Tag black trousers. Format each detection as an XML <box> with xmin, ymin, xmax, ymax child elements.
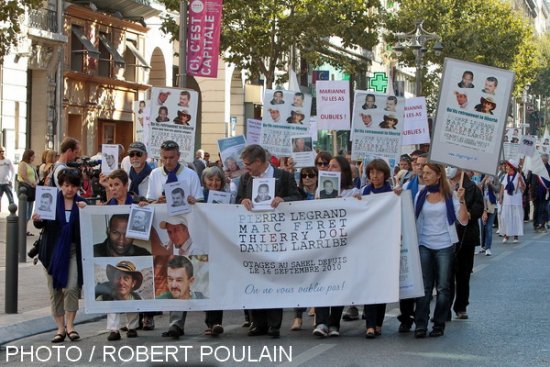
<box><xmin>315</xmin><ymin>306</ymin><xmax>344</xmax><ymax>328</ymax></box>
<box><xmin>250</xmin><ymin>308</ymin><xmax>283</xmax><ymax>330</ymax></box>
<box><xmin>451</xmin><ymin>244</ymin><xmax>474</xmax><ymax>314</ymax></box>
<box><xmin>204</xmin><ymin>310</ymin><xmax>223</xmax><ymax>326</ymax></box>
<box><xmin>364</xmin><ymin>304</ymin><xmax>386</xmax><ymax>329</ymax></box>
<box><xmin>398</xmin><ymin>298</ymin><xmax>415</xmax><ymax>326</ymax></box>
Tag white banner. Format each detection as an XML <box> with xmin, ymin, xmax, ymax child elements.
<box><xmin>399</xmin><ymin>191</ymin><xmax>424</xmax><ymax>299</ymax></box>
<box><xmin>402</xmin><ymin>97</ymin><xmax>430</xmax><ymax>145</ymax></box>
<box><xmin>315</xmin><ymin>80</ymin><xmax>350</xmax><ymax>130</ymax></box>
<box><xmin>81</xmin><ymin>193</ymin><xmax>409</xmax><ymax>313</ymax></box>
<box><xmin>149</xmin><ymin>87</ymin><xmax>199</xmax><ymax>162</ymax></box>
<box><xmin>431</xmin><ymin>58</ymin><xmax>515</xmax><ymax>175</ymax></box>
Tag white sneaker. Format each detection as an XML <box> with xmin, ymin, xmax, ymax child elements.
<box><xmin>328</xmin><ymin>326</ymin><xmax>340</xmax><ymax>337</ymax></box>
<box><xmin>313</xmin><ymin>324</ymin><xmax>328</xmax><ymax>337</ymax></box>
<box><xmin>485</xmin><ymin>249</ymin><xmax>492</xmax><ymax>256</ymax></box>
<box><xmin>513</xmin><ymin>238</ymin><xmax>519</xmax><ymax>243</ymax></box>
<box><xmin>502</xmin><ymin>237</ymin><xmax>508</xmax><ymax>243</ymax></box>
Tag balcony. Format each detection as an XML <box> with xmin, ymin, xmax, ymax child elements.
<box><xmin>27</xmin><ymin>8</ymin><xmax>67</xmax><ymax>44</ymax></box>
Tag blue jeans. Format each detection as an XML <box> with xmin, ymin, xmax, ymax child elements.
<box><xmin>0</xmin><ymin>183</ymin><xmax>14</xmax><ymax>205</ymax></box>
<box><xmin>481</xmin><ymin>211</ymin><xmax>496</xmax><ymax>250</ymax></box>
<box><xmin>415</xmin><ymin>245</ymin><xmax>455</xmax><ymax>331</ymax></box>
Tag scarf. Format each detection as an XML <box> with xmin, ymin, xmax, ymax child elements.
<box><xmin>106</xmin><ymin>192</ymin><xmax>134</xmax><ymax>206</ymax></box>
<box><xmin>203</xmin><ymin>188</ymin><xmax>210</xmax><ymax>203</ymax></box>
<box><xmin>362</xmin><ymin>182</ymin><xmax>392</xmax><ymax>195</ymax></box>
<box><xmin>129</xmin><ymin>164</ymin><xmax>152</xmax><ymax>196</ymax></box>
<box><xmin>415</xmin><ymin>184</ymin><xmax>457</xmax><ymax>225</ymax></box>
<box><xmin>505</xmin><ymin>172</ymin><xmax>517</xmax><ymax>196</ymax></box>
<box><xmin>48</xmin><ymin>191</ymin><xmax>80</xmax><ymax>289</ymax></box>
<box><xmin>164</xmin><ymin>163</ymin><xmax>181</xmax><ymax>184</ymax></box>
<box><xmin>486</xmin><ymin>186</ymin><xmax>497</xmax><ymax>204</ymax></box>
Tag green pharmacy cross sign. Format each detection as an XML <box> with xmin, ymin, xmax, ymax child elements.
<box><xmin>369</xmin><ymin>72</ymin><xmax>388</xmax><ymax>93</ymax></box>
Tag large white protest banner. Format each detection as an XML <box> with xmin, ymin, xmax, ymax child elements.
<box><xmin>315</xmin><ymin>80</ymin><xmax>350</xmax><ymax>130</ymax></box>
<box><xmin>430</xmin><ymin>58</ymin><xmax>515</xmax><ymax>175</ymax></box>
<box><xmin>261</xmin><ymin>89</ymin><xmax>311</xmax><ymax>156</ymax></box>
<box><xmin>81</xmin><ymin>193</ymin><xmax>404</xmax><ymax>313</ymax></box>
<box><xmin>351</xmin><ymin>91</ymin><xmax>405</xmax><ymax>167</ymax></box>
<box><xmin>148</xmin><ymin>87</ymin><xmax>199</xmax><ymax>162</ymax></box>
<box><xmin>399</xmin><ymin>191</ymin><xmax>424</xmax><ymax>299</ymax></box>
<box><xmin>402</xmin><ymin>97</ymin><xmax>430</xmax><ymax>146</ymax></box>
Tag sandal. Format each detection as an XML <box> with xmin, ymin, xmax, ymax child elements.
<box><xmin>204</xmin><ymin>328</ymin><xmax>212</xmax><ymax>336</ymax></box>
<box><xmin>211</xmin><ymin>324</ymin><xmax>224</xmax><ymax>336</ymax></box>
<box><xmin>67</xmin><ymin>330</ymin><xmax>80</xmax><ymax>341</ymax></box>
<box><xmin>51</xmin><ymin>332</ymin><xmax>66</xmax><ymax>343</ymax></box>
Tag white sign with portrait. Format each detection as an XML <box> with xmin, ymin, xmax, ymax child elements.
<box><xmin>207</xmin><ymin>190</ymin><xmax>231</xmax><ymax>204</ymax></box>
<box><xmin>317</xmin><ymin>171</ymin><xmax>341</xmax><ymax>199</ymax></box>
<box><xmin>126</xmin><ymin>204</ymin><xmax>154</xmax><ymax>240</ymax></box>
<box><xmin>101</xmin><ymin>144</ymin><xmax>119</xmax><ymax>175</ymax></box>
<box><xmin>35</xmin><ymin>186</ymin><xmax>58</xmax><ymax>220</ymax></box>
<box><xmin>290</xmin><ymin>135</ymin><xmax>315</xmax><ymax>168</ymax></box>
<box><xmin>164</xmin><ymin>181</ymin><xmax>191</xmax><ymax>216</ymax></box>
<box><xmin>251</xmin><ymin>178</ymin><xmax>275</xmax><ymax>211</ymax></box>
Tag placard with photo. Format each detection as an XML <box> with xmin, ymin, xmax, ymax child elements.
<box><xmin>164</xmin><ymin>181</ymin><xmax>191</xmax><ymax>216</ymax></box>
<box><xmin>101</xmin><ymin>144</ymin><xmax>119</xmax><ymax>175</ymax></box>
<box><xmin>317</xmin><ymin>171</ymin><xmax>341</xmax><ymax>199</ymax></box>
<box><xmin>290</xmin><ymin>135</ymin><xmax>315</xmax><ymax>168</ymax></box>
<box><xmin>207</xmin><ymin>190</ymin><xmax>232</xmax><ymax>204</ymax></box>
<box><xmin>126</xmin><ymin>204</ymin><xmax>154</xmax><ymax>240</ymax></box>
<box><xmin>35</xmin><ymin>186</ymin><xmax>58</xmax><ymax>220</ymax></box>
<box><xmin>251</xmin><ymin>178</ymin><xmax>275</xmax><ymax>211</ymax></box>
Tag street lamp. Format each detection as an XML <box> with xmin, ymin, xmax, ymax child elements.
<box><xmin>522</xmin><ymin>84</ymin><xmax>530</xmax><ymax>135</ymax></box>
<box><xmin>392</xmin><ymin>21</ymin><xmax>443</xmax><ymax>97</ymax></box>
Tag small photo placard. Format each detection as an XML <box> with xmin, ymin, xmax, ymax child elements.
<box><xmin>290</xmin><ymin>135</ymin><xmax>315</xmax><ymax>168</ymax></box>
<box><xmin>318</xmin><ymin>171</ymin><xmax>341</xmax><ymax>199</ymax></box>
<box><xmin>126</xmin><ymin>204</ymin><xmax>154</xmax><ymax>240</ymax></box>
<box><xmin>101</xmin><ymin>144</ymin><xmax>119</xmax><ymax>175</ymax></box>
<box><xmin>207</xmin><ymin>190</ymin><xmax>231</xmax><ymax>204</ymax></box>
<box><xmin>165</xmin><ymin>181</ymin><xmax>191</xmax><ymax>216</ymax></box>
<box><xmin>35</xmin><ymin>186</ymin><xmax>58</xmax><ymax>220</ymax></box>
<box><xmin>252</xmin><ymin>178</ymin><xmax>275</xmax><ymax>211</ymax></box>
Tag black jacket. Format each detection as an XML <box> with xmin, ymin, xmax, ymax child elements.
<box><xmin>456</xmin><ymin>177</ymin><xmax>484</xmax><ymax>246</ymax></box>
<box><xmin>236</xmin><ymin>167</ymin><xmax>302</xmax><ymax>203</ymax></box>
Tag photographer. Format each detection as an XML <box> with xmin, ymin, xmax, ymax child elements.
<box><xmin>50</xmin><ymin>138</ymin><xmax>81</xmax><ymax>188</ymax></box>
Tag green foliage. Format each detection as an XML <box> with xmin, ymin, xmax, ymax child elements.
<box><xmin>387</xmin><ymin>0</ymin><xmax>537</xmax><ymax>102</ymax></box>
<box><xmin>0</xmin><ymin>0</ymin><xmax>42</xmax><ymax>64</ymax></box>
<box><xmin>159</xmin><ymin>0</ymin><xmax>381</xmax><ymax>88</ymax></box>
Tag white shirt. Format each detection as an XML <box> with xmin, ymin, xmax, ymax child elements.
<box><xmin>146</xmin><ymin>165</ymin><xmax>202</xmax><ymax>201</ymax></box>
<box><xmin>0</xmin><ymin>158</ymin><xmax>14</xmax><ymax>184</ymax></box>
<box><xmin>415</xmin><ymin>192</ymin><xmax>462</xmax><ymax>249</ymax></box>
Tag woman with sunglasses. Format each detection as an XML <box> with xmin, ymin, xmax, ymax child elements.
<box><xmin>289</xmin><ymin>166</ymin><xmax>319</xmax><ymax>331</ymax></box>
<box><xmin>314</xmin><ymin>151</ymin><xmax>332</xmax><ymax>171</ymax></box>
<box><xmin>32</xmin><ymin>169</ymin><xmax>87</xmax><ymax>343</ymax></box>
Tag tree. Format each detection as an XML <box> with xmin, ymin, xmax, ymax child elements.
<box><xmin>386</xmin><ymin>0</ymin><xmax>538</xmax><ymax>102</ymax></box>
<box><xmin>159</xmin><ymin>0</ymin><xmax>381</xmax><ymax>88</ymax></box>
<box><xmin>0</xmin><ymin>0</ymin><xmax>42</xmax><ymax>64</ymax></box>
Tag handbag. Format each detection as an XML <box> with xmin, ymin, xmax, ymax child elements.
<box><xmin>19</xmin><ymin>182</ymin><xmax>36</xmax><ymax>202</ymax></box>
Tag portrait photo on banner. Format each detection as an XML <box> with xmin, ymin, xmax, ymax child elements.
<box><xmin>164</xmin><ymin>181</ymin><xmax>191</xmax><ymax>216</ymax></box>
<box><xmin>318</xmin><ymin>171</ymin><xmax>341</xmax><ymax>199</ymax></box>
<box><xmin>252</xmin><ymin>177</ymin><xmax>276</xmax><ymax>211</ymax></box>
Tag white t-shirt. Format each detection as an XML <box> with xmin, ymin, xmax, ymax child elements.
<box><xmin>146</xmin><ymin>165</ymin><xmax>203</xmax><ymax>201</ymax></box>
<box><xmin>0</xmin><ymin>158</ymin><xmax>14</xmax><ymax>184</ymax></box>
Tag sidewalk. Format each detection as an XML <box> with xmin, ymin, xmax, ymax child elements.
<box><xmin>0</xmin><ymin>208</ymin><xmax>103</xmax><ymax>346</ymax></box>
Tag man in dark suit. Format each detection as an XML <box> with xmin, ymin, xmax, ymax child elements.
<box><xmin>236</xmin><ymin>144</ymin><xmax>302</xmax><ymax>338</ymax></box>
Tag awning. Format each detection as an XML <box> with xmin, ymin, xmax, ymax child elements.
<box><xmin>71</xmin><ymin>27</ymin><xmax>99</xmax><ymax>58</ymax></box>
<box><xmin>126</xmin><ymin>42</ymin><xmax>150</xmax><ymax>68</ymax></box>
<box><xmin>99</xmin><ymin>34</ymin><xmax>125</xmax><ymax>66</ymax></box>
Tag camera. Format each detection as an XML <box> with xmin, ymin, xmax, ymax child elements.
<box><xmin>27</xmin><ymin>239</ymin><xmax>40</xmax><ymax>259</ymax></box>
<box><xmin>67</xmin><ymin>157</ymin><xmax>105</xmax><ymax>200</ymax></box>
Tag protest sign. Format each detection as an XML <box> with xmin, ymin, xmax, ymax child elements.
<box><xmin>149</xmin><ymin>87</ymin><xmax>199</xmax><ymax>162</ymax></box>
<box><xmin>351</xmin><ymin>91</ymin><xmax>405</xmax><ymax>167</ymax></box>
<box><xmin>315</xmin><ymin>80</ymin><xmax>350</xmax><ymax>130</ymax></box>
<box><xmin>402</xmin><ymin>97</ymin><xmax>430</xmax><ymax>145</ymax></box>
<box><xmin>430</xmin><ymin>58</ymin><xmax>515</xmax><ymax>175</ymax></box>
<box><xmin>246</xmin><ymin>118</ymin><xmax>262</xmax><ymax>145</ymax></box>
<box><xmin>218</xmin><ymin>135</ymin><xmax>246</xmax><ymax>179</ymax></box>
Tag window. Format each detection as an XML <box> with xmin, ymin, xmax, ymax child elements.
<box><xmin>98</xmin><ymin>33</ymin><xmax>125</xmax><ymax>77</ymax></box>
<box><xmin>70</xmin><ymin>25</ymin><xmax>99</xmax><ymax>72</ymax></box>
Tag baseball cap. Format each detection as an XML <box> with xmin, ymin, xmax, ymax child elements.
<box><xmin>160</xmin><ymin>216</ymin><xmax>189</xmax><ymax>229</ymax></box>
<box><xmin>128</xmin><ymin>142</ymin><xmax>147</xmax><ymax>154</ymax></box>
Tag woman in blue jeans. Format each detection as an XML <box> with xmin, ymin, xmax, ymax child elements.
<box><xmin>414</xmin><ymin>163</ymin><xmax>468</xmax><ymax>338</ymax></box>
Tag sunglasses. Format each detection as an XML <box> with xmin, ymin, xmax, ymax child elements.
<box><xmin>129</xmin><ymin>151</ymin><xmax>143</xmax><ymax>158</ymax></box>
<box><xmin>161</xmin><ymin>141</ymin><xmax>179</xmax><ymax>150</ymax></box>
<box><xmin>316</xmin><ymin>161</ymin><xmax>329</xmax><ymax>167</ymax></box>
<box><xmin>301</xmin><ymin>173</ymin><xmax>317</xmax><ymax>179</ymax></box>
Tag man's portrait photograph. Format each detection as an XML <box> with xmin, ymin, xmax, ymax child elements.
<box><xmin>35</xmin><ymin>186</ymin><xmax>58</xmax><ymax>220</ymax></box>
<box><xmin>126</xmin><ymin>204</ymin><xmax>154</xmax><ymax>240</ymax></box>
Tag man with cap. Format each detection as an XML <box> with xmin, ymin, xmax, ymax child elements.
<box><xmin>160</xmin><ymin>215</ymin><xmax>206</xmax><ymax>339</ymax></box>
<box><xmin>146</xmin><ymin>140</ymin><xmax>202</xmax><ymax>203</ymax></box>
<box><xmin>121</xmin><ymin>142</ymin><xmax>153</xmax><ymax>198</ymax></box>
<box><xmin>157</xmin><ymin>256</ymin><xmax>204</xmax><ymax>300</ymax></box>
<box><xmin>96</xmin><ymin>260</ymin><xmax>143</xmax><ymax>340</ymax></box>
<box><xmin>474</xmin><ymin>96</ymin><xmax>497</xmax><ymax>115</ymax></box>
<box><xmin>160</xmin><ymin>216</ymin><xmax>206</xmax><ymax>256</ymax></box>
